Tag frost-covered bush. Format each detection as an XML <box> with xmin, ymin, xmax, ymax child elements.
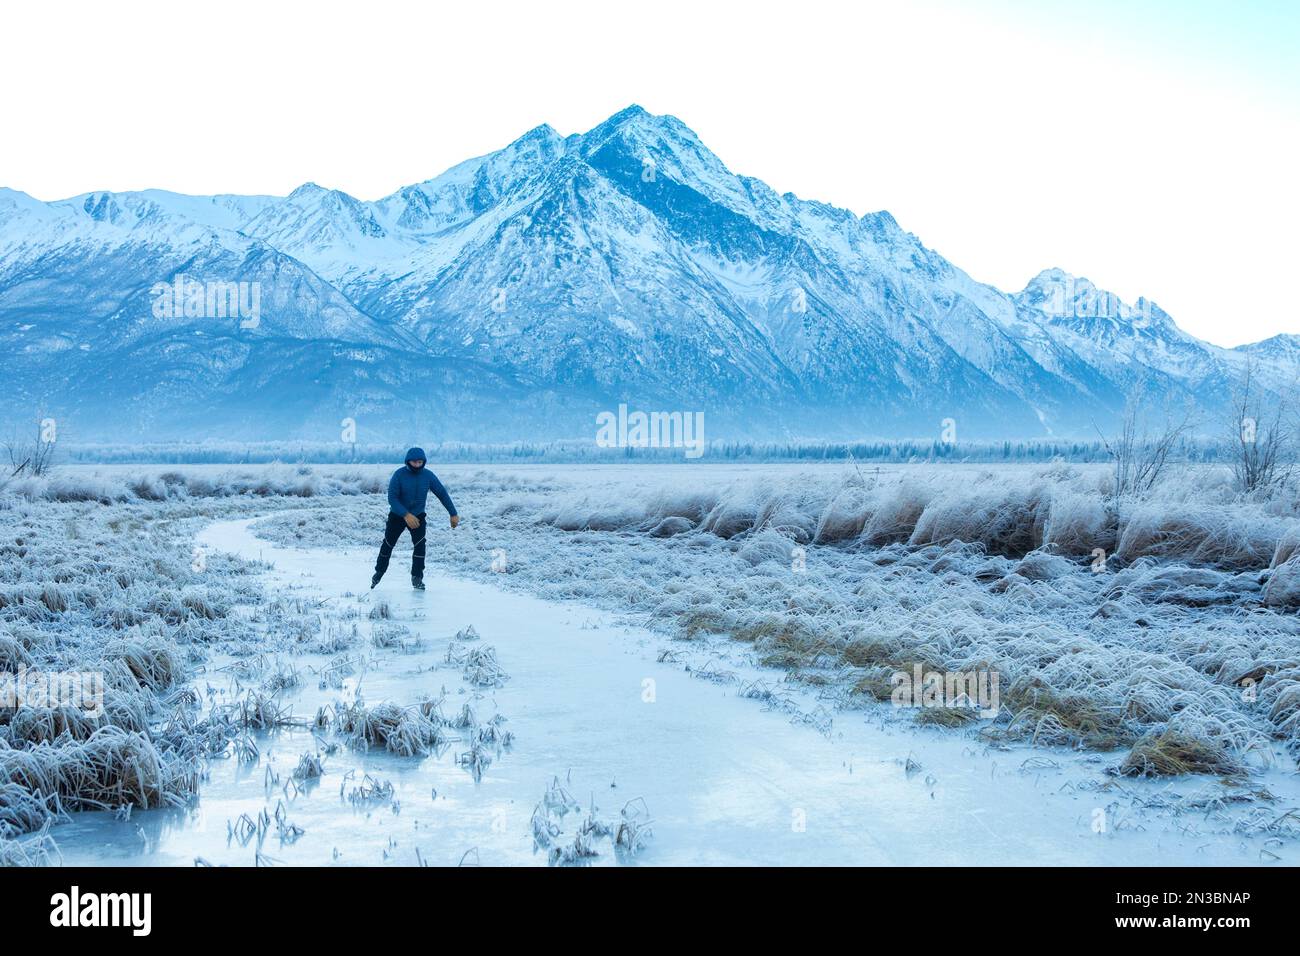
<box><xmin>1040</xmin><ymin>489</ymin><xmax>1112</xmax><ymax>555</ymax></box>
<box><xmin>907</xmin><ymin>482</ymin><xmax>1048</xmax><ymax>556</ymax></box>
<box><xmin>332</xmin><ymin>701</ymin><xmax>446</xmax><ymax>757</ymax></box>
<box><xmin>1116</xmin><ymin>505</ymin><xmax>1281</xmax><ymax>570</ymax></box>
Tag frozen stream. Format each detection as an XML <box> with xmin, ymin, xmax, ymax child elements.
<box><xmin>49</xmin><ymin>516</ymin><xmax>1300</xmax><ymax>866</ymax></box>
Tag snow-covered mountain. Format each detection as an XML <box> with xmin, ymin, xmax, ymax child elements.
<box><xmin>0</xmin><ymin>106</ymin><xmax>1290</xmax><ymax>443</ymax></box>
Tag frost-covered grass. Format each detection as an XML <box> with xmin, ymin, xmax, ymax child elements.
<box><xmin>0</xmin><ymin>493</ymin><xmax>272</xmax><ymax>845</ymax></box>
<box><xmin>7</xmin><ymin>459</ymin><xmax>1300</xmax><ymax>863</ymax></box>
<box><xmin>247</xmin><ymin>462</ymin><xmax>1300</xmax><ymax>775</ymax></box>
<box><xmin>6</xmin><ymin>464</ymin><xmax>387</xmax><ymax>504</ymax></box>
<box><xmin>0</xmin><ymin>480</ymin><xmax>433</xmax><ymax>857</ymax></box>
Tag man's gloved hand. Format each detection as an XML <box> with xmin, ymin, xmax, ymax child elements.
<box><xmin>404</xmin><ymin>513</ymin><xmax>420</xmax><ymax>530</ymax></box>
<box><xmin>449</xmin><ymin>515</ymin><xmax>460</xmax><ymax>529</ymax></box>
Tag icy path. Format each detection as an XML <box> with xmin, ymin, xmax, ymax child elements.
<box><xmin>54</xmin><ymin>517</ymin><xmax>1300</xmax><ymax>866</ymax></box>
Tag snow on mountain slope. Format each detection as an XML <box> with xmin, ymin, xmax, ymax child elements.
<box><xmin>1018</xmin><ymin>269</ymin><xmax>1207</xmax><ymax>376</ymax></box>
<box><xmin>217</xmin><ymin>124</ymin><xmax>572</xmax><ymax>298</ymax></box>
<box><xmin>69</xmin><ymin>189</ymin><xmax>276</xmax><ymax>233</ymax></box>
<box><xmin>387</xmin><ymin>154</ymin><xmax>800</xmax><ymax>403</ymax></box>
<box><xmin>1011</xmin><ymin>268</ymin><xmax>1253</xmax><ymax>412</ymax></box>
<box><xmin>0</xmin><ymin>187</ymin><xmax>436</xmax><ymax>438</ymax></box>
<box><xmin>373</xmin><ymin>122</ymin><xmax>568</xmax><ymax>234</ymax></box>
<box><xmin>1240</xmin><ymin>333</ymin><xmax>1300</xmax><ymax>362</ymax></box>
<box><xmin>0</xmin><ymin>106</ymin><xmax>1293</xmax><ymax>442</ymax></box>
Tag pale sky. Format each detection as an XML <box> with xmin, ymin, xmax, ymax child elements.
<box><xmin>3</xmin><ymin>0</ymin><xmax>1297</xmax><ymax>346</ymax></box>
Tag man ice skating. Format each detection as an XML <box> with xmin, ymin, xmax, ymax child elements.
<box><xmin>372</xmin><ymin>447</ymin><xmax>459</xmax><ymax>590</ymax></box>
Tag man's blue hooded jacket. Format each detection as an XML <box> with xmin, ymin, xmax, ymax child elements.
<box><xmin>387</xmin><ymin>447</ymin><xmax>457</xmax><ymax>518</ymax></box>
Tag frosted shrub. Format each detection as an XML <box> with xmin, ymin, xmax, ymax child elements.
<box><xmin>812</xmin><ymin>487</ymin><xmax>872</xmax><ymax>544</ymax></box>
<box><xmin>1117</xmin><ymin>505</ymin><xmax>1281</xmax><ymax>570</ymax></box>
<box><xmin>333</xmin><ymin>701</ymin><xmax>445</xmax><ymax>757</ymax></box>
<box><xmin>699</xmin><ymin>495</ymin><xmax>761</xmax><ymax>539</ymax></box>
<box><xmin>860</xmin><ymin>480</ymin><xmax>933</xmax><ymax>545</ymax></box>
<box><xmin>908</xmin><ymin>483</ymin><xmax>1048</xmax><ymax>557</ymax></box>
<box><xmin>126</xmin><ymin>476</ymin><xmax>168</xmax><ymax>501</ymax></box>
<box><xmin>1040</xmin><ymin>489</ymin><xmax>1112</xmax><ymax>556</ymax></box>
<box><xmin>1270</xmin><ymin>524</ymin><xmax>1300</xmax><ymax>568</ymax></box>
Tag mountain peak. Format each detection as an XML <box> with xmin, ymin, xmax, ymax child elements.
<box><xmin>606</xmin><ymin>103</ymin><xmax>650</xmax><ymax>123</ymax></box>
<box><xmin>500</xmin><ymin>122</ymin><xmax>562</xmax><ymax>150</ymax></box>
<box><xmin>580</xmin><ymin>104</ymin><xmax>685</xmax><ymax>144</ymax></box>
<box><xmin>500</xmin><ymin>122</ymin><xmax>565</xmax><ymax>160</ymax></box>
<box><xmin>1016</xmin><ymin>269</ymin><xmax>1184</xmax><ymax>348</ymax></box>
<box><xmin>576</xmin><ymin>105</ymin><xmax>739</xmax><ymax>198</ymax></box>
<box><xmin>1021</xmin><ymin>269</ymin><xmax>1115</xmax><ymax>315</ymax></box>
<box><xmin>1023</xmin><ymin>267</ymin><xmax>1086</xmax><ymax>291</ymax></box>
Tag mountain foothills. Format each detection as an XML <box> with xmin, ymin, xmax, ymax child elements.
<box><xmin>0</xmin><ymin>105</ymin><xmax>1291</xmax><ymax>444</ymax></box>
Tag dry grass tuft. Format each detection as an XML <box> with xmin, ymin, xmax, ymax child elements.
<box><xmin>333</xmin><ymin>701</ymin><xmax>446</xmax><ymax>756</ymax></box>
<box><xmin>1116</xmin><ymin>730</ymin><xmax>1244</xmax><ymax>778</ymax></box>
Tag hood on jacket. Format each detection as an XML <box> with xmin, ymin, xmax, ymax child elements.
<box><xmin>404</xmin><ymin>447</ymin><xmax>426</xmax><ymax>470</ymax></box>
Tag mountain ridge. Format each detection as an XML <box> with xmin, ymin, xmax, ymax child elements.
<box><xmin>0</xmin><ymin>105</ymin><xmax>1289</xmax><ymax>444</ymax></box>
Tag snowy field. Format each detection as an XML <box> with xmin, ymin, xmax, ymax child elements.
<box><xmin>3</xmin><ymin>461</ymin><xmax>1300</xmax><ymax>866</ymax></box>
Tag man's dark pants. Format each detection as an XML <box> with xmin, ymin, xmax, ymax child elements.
<box><xmin>375</xmin><ymin>512</ymin><xmax>426</xmax><ymax>579</ymax></box>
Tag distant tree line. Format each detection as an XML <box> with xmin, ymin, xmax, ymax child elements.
<box><xmin>54</xmin><ymin>436</ymin><xmax>1250</xmax><ymax>466</ymax></box>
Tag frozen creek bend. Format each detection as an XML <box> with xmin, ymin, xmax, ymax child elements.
<box><xmin>52</xmin><ymin>517</ymin><xmax>1300</xmax><ymax>866</ymax></box>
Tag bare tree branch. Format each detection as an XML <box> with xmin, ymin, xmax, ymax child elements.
<box><xmin>1225</xmin><ymin>360</ymin><xmax>1292</xmax><ymax>495</ymax></box>
<box><xmin>1095</xmin><ymin>395</ymin><xmax>1194</xmax><ymax>500</ymax></box>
